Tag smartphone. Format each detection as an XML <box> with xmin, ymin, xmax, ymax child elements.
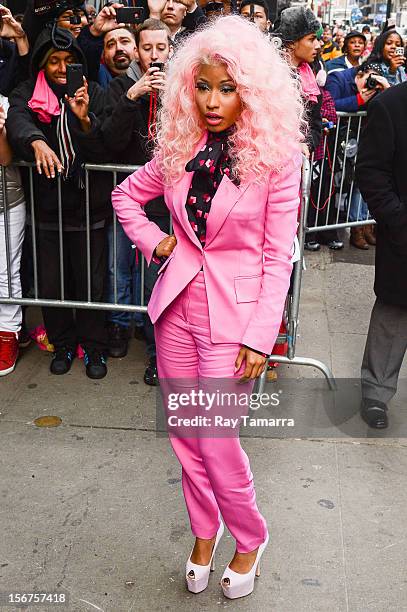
<box><xmin>66</xmin><ymin>64</ymin><xmax>84</xmax><ymax>98</ymax></box>
<box><xmin>395</xmin><ymin>46</ymin><xmax>405</xmax><ymax>56</ymax></box>
<box><xmin>150</xmin><ymin>61</ymin><xmax>164</xmax><ymax>72</ymax></box>
<box><xmin>116</xmin><ymin>6</ymin><xmax>145</xmax><ymax>24</ymax></box>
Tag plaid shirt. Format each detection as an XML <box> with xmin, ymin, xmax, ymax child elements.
<box><xmin>314</xmin><ymin>88</ymin><xmax>337</xmax><ymax>162</ymax></box>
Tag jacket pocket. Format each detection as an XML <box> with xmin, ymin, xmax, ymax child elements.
<box><xmin>157</xmin><ymin>252</ymin><xmax>175</xmax><ymax>275</ymax></box>
<box><xmin>234</xmin><ymin>275</ymin><xmax>262</xmax><ymax>303</ymax></box>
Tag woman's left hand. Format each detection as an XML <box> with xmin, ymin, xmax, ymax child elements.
<box><xmin>66</xmin><ymin>78</ymin><xmax>90</xmax><ymax>130</ymax></box>
<box><xmin>235</xmin><ymin>347</ymin><xmax>266</xmax><ymax>382</ymax></box>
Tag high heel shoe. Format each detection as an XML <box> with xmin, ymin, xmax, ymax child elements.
<box><xmin>220</xmin><ymin>531</ymin><xmax>269</xmax><ymax>599</ymax></box>
<box><xmin>185</xmin><ymin>521</ymin><xmax>224</xmax><ymax>594</ymax></box>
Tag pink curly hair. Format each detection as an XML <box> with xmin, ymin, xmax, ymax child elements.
<box><xmin>155</xmin><ymin>15</ymin><xmax>304</xmax><ymax>185</ymax></box>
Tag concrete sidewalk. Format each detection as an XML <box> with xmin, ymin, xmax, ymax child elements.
<box><xmin>1</xmin><ymin>239</ymin><xmax>407</xmax><ymax>612</ymax></box>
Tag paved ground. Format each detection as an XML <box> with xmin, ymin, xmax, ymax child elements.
<box><xmin>1</xmin><ymin>233</ymin><xmax>407</xmax><ymax>612</ymax></box>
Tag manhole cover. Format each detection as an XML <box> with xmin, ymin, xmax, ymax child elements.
<box><xmin>34</xmin><ymin>416</ymin><xmax>62</xmax><ymax>428</ymax></box>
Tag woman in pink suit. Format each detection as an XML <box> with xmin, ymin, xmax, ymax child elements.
<box><xmin>112</xmin><ymin>15</ymin><xmax>303</xmax><ymax>600</ymax></box>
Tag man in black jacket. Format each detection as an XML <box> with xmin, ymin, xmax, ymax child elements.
<box><xmin>102</xmin><ymin>18</ymin><xmax>171</xmax><ymax>385</ymax></box>
<box><xmin>7</xmin><ymin>27</ymin><xmax>112</xmax><ymax>379</ymax></box>
<box><xmin>356</xmin><ymin>82</ymin><xmax>407</xmax><ymax>428</ymax></box>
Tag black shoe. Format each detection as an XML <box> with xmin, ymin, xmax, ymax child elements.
<box><xmin>18</xmin><ymin>324</ymin><xmax>32</xmax><ymax>348</ymax></box>
<box><xmin>107</xmin><ymin>323</ymin><xmax>129</xmax><ymax>358</ymax></box>
<box><xmin>84</xmin><ymin>349</ymin><xmax>107</xmax><ymax>379</ymax></box>
<box><xmin>144</xmin><ymin>356</ymin><xmax>158</xmax><ymax>386</ymax></box>
<box><xmin>304</xmin><ymin>241</ymin><xmax>321</xmax><ymax>251</ymax></box>
<box><xmin>50</xmin><ymin>347</ymin><xmax>74</xmax><ymax>375</ymax></box>
<box><xmin>327</xmin><ymin>240</ymin><xmax>344</xmax><ymax>250</ymax></box>
<box><xmin>361</xmin><ymin>399</ymin><xmax>388</xmax><ymax>429</ymax></box>
<box><xmin>134</xmin><ymin>325</ymin><xmax>146</xmax><ymax>342</ymax></box>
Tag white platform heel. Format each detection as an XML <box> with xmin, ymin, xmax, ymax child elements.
<box><xmin>185</xmin><ymin>521</ymin><xmax>224</xmax><ymax>593</ymax></box>
<box><xmin>220</xmin><ymin>531</ymin><xmax>269</xmax><ymax>599</ymax></box>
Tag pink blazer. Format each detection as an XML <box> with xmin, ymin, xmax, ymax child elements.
<box><xmin>111</xmin><ymin>138</ymin><xmax>301</xmax><ymax>355</ymax></box>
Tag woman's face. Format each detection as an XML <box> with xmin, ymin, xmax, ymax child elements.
<box><xmin>195</xmin><ymin>63</ymin><xmax>242</xmax><ymax>133</ymax></box>
<box><xmin>382</xmin><ymin>33</ymin><xmax>403</xmax><ymax>61</ymax></box>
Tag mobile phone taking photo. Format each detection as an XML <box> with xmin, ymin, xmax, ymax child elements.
<box><xmin>66</xmin><ymin>63</ymin><xmax>84</xmax><ymax>98</ymax></box>
<box><xmin>150</xmin><ymin>62</ymin><xmax>164</xmax><ymax>72</ymax></box>
<box><xmin>116</xmin><ymin>6</ymin><xmax>145</xmax><ymax>24</ymax></box>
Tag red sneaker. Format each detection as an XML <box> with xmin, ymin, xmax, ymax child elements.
<box><xmin>0</xmin><ymin>331</ymin><xmax>19</xmax><ymax>376</ymax></box>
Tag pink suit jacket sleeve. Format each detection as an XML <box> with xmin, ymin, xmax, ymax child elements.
<box><xmin>241</xmin><ymin>155</ymin><xmax>302</xmax><ymax>354</ymax></box>
<box><xmin>111</xmin><ymin>157</ymin><xmax>170</xmax><ymax>265</ymax></box>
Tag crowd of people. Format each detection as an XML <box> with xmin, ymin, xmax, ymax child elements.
<box><xmin>0</xmin><ymin>0</ymin><xmax>405</xmax><ymax>382</ymax></box>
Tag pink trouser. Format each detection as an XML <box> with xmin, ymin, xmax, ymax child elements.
<box><xmin>155</xmin><ymin>271</ymin><xmax>268</xmax><ymax>553</ymax></box>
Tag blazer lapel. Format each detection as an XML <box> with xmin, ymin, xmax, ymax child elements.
<box><xmin>170</xmin><ymin>134</ymin><xmax>251</xmax><ymax>250</ymax></box>
<box><xmin>205</xmin><ymin>175</ymin><xmax>251</xmax><ymax>247</ymax></box>
<box><xmin>171</xmin><ymin>134</ymin><xmax>208</xmax><ymax>251</ymax></box>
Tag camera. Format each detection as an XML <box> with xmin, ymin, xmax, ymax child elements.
<box><xmin>366</xmin><ymin>74</ymin><xmax>379</xmax><ymax>90</ymax></box>
<box><xmin>69</xmin><ymin>14</ymin><xmax>82</xmax><ymax>24</ymax></box>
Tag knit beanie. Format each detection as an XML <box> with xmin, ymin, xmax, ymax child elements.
<box><xmin>272</xmin><ymin>7</ymin><xmax>321</xmax><ymax>44</ymax></box>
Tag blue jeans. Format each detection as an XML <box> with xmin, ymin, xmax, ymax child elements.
<box><xmin>106</xmin><ymin>220</ymin><xmax>143</xmax><ymax>328</ymax></box>
<box><xmin>106</xmin><ymin>215</ymin><xmax>171</xmax><ymax>358</ymax></box>
<box><xmin>348</xmin><ymin>187</ymin><xmax>369</xmax><ymax>222</ymax></box>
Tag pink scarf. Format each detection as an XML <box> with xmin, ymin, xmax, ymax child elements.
<box><xmin>28</xmin><ymin>69</ymin><xmax>60</xmax><ymax>124</ymax></box>
<box><xmin>297</xmin><ymin>62</ymin><xmax>320</xmax><ymax>103</ymax></box>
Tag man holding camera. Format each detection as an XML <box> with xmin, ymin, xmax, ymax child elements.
<box><xmin>356</xmin><ymin>80</ymin><xmax>407</xmax><ymax>428</ymax></box>
<box><xmin>101</xmin><ymin>18</ymin><xmax>171</xmax><ymax>384</ymax></box>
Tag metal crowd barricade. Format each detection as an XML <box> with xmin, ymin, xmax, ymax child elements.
<box><xmin>306</xmin><ymin>111</ymin><xmax>373</xmax><ymax>234</ymax></box>
<box><xmin>0</xmin><ymin>161</ymin><xmax>148</xmax><ymax>314</ymax></box>
<box><xmin>257</xmin><ymin>111</ymin><xmax>374</xmax><ymax>394</ymax></box>
<box><xmin>0</xmin><ymin>158</ymin><xmax>335</xmax><ymax>388</ymax></box>
<box><xmin>255</xmin><ymin>157</ymin><xmax>335</xmax><ymax>394</ymax></box>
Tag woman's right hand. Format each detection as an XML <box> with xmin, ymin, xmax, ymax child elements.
<box><xmin>126</xmin><ymin>67</ymin><xmax>166</xmax><ymax>101</ymax></box>
<box><xmin>155</xmin><ymin>234</ymin><xmax>177</xmax><ymax>258</ymax></box>
<box><xmin>31</xmin><ymin>139</ymin><xmax>63</xmax><ymax>179</ymax></box>
<box><xmin>389</xmin><ymin>52</ymin><xmax>405</xmax><ymax>73</ymax></box>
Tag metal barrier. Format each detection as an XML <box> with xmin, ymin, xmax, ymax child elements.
<box><xmin>0</xmin><ymin>161</ymin><xmax>148</xmax><ymax>313</ymax></box>
<box><xmin>0</xmin><ymin>158</ymin><xmax>335</xmax><ymax>389</ymax></box>
<box><xmin>257</xmin><ymin>111</ymin><xmax>379</xmax><ymax>391</ymax></box>
<box><xmin>255</xmin><ymin>158</ymin><xmax>335</xmax><ymax>393</ymax></box>
<box><xmin>306</xmin><ymin>111</ymin><xmax>373</xmax><ymax>235</ymax></box>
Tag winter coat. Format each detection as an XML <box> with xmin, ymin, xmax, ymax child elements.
<box><xmin>356</xmin><ymin>82</ymin><xmax>407</xmax><ymax>306</ymax></box>
<box><xmin>6</xmin><ymin>28</ymin><xmax>112</xmax><ymax>227</ymax></box>
<box><xmin>326</xmin><ymin>67</ymin><xmax>360</xmax><ymax>113</ymax></box>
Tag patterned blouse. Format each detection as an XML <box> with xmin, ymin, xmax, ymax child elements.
<box><xmin>185</xmin><ymin>128</ymin><xmax>238</xmax><ymax>247</ymax></box>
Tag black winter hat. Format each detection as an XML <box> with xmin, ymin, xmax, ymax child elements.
<box><xmin>343</xmin><ymin>30</ymin><xmax>367</xmax><ymax>49</ymax></box>
<box><xmin>272</xmin><ymin>7</ymin><xmax>321</xmax><ymax>44</ymax></box>
<box><xmin>30</xmin><ymin>25</ymin><xmax>87</xmax><ymax>76</ymax></box>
